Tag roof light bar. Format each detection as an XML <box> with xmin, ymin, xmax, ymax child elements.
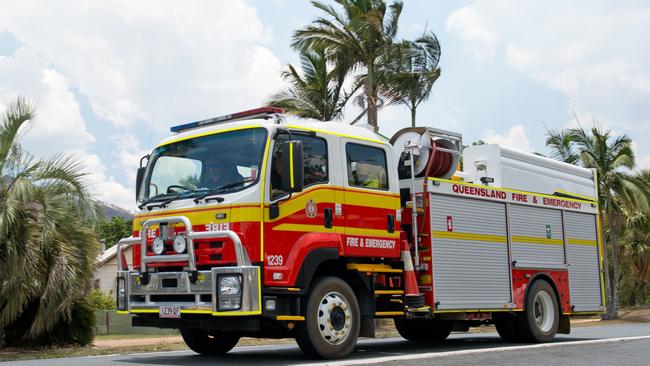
<box><xmin>170</xmin><ymin>107</ymin><xmax>284</xmax><ymax>133</ymax></box>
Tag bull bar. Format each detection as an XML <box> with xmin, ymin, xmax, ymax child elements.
<box><xmin>115</xmin><ymin>216</ymin><xmax>260</xmax><ymax>315</ymax></box>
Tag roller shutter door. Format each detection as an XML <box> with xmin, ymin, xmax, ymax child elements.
<box><xmin>565</xmin><ymin>212</ymin><xmax>602</xmax><ymax>312</ymax></box>
<box><xmin>509</xmin><ymin>205</ymin><xmax>565</xmax><ymax>268</ymax></box>
<box><xmin>430</xmin><ymin>194</ymin><xmax>511</xmax><ymax>310</ymax></box>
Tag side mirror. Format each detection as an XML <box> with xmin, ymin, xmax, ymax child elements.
<box><xmin>281</xmin><ymin>140</ymin><xmax>304</xmax><ymax>193</ymax></box>
<box><xmin>135</xmin><ymin>167</ymin><xmax>146</xmax><ymax>200</ymax></box>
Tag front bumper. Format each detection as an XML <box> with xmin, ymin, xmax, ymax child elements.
<box><xmin>117</xmin><ymin>266</ymin><xmax>261</xmax><ymax>315</ymax></box>
<box><xmin>115</xmin><ymin>215</ymin><xmax>260</xmax><ymax>316</ymax></box>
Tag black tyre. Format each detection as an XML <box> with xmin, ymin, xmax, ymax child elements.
<box><xmin>493</xmin><ymin>313</ymin><xmax>519</xmax><ymax>342</ymax></box>
<box><xmin>181</xmin><ymin>328</ymin><xmax>239</xmax><ymax>355</ymax></box>
<box><xmin>295</xmin><ymin>276</ymin><xmax>360</xmax><ymax>359</ymax></box>
<box><xmin>394</xmin><ymin>318</ymin><xmax>452</xmax><ymax>342</ymax></box>
<box><xmin>517</xmin><ymin>280</ymin><xmax>559</xmax><ymax>342</ymax></box>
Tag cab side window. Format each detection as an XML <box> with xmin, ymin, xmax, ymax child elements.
<box><xmin>346</xmin><ymin>143</ymin><xmax>389</xmax><ymax>190</ymax></box>
<box><xmin>271</xmin><ymin>133</ymin><xmax>328</xmax><ymax>199</ymax></box>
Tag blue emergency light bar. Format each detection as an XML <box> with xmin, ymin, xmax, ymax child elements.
<box><xmin>170</xmin><ymin>107</ymin><xmax>284</xmax><ymax>133</ymax></box>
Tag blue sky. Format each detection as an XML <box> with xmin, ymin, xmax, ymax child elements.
<box><xmin>1</xmin><ymin>0</ymin><xmax>649</xmax><ymax>210</ymax></box>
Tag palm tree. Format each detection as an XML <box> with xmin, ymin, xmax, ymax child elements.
<box><xmin>545</xmin><ymin>128</ymin><xmax>579</xmax><ymax>165</ymax></box>
<box><xmin>0</xmin><ymin>98</ymin><xmax>100</xmax><ymax>346</ymax></box>
<box><xmin>568</xmin><ymin>126</ymin><xmax>649</xmax><ymax>318</ymax></box>
<box><xmin>381</xmin><ymin>31</ymin><xmax>441</xmax><ymax>127</ymax></box>
<box><xmin>267</xmin><ymin>47</ymin><xmax>356</xmax><ymax>121</ymax></box>
<box><xmin>293</xmin><ymin>0</ymin><xmax>404</xmax><ymax>131</ymax></box>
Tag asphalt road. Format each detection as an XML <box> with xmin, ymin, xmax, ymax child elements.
<box><xmin>4</xmin><ymin>323</ymin><xmax>650</xmax><ymax>366</ymax></box>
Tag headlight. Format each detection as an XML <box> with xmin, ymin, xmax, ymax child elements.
<box><xmin>219</xmin><ymin>275</ymin><xmax>242</xmax><ymax>295</ymax></box>
<box><xmin>218</xmin><ymin>274</ymin><xmax>242</xmax><ymax>311</ymax></box>
<box><xmin>152</xmin><ymin>237</ymin><xmax>165</xmax><ymax>255</ymax></box>
<box><xmin>173</xmin><ymin>235</ymin><xmax>187</xmax><ymax>253</ymax></box>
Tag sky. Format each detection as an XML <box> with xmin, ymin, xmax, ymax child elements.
<box><xmin>1</xmin><ymin>0</ymin><xmax>649</xmax><ymax>211</ymax></box>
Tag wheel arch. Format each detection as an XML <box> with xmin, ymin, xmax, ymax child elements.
<box><xmin>525</xmin><ymin>273</ymin><xmax>563</xmax><ymax>313</ymax></box>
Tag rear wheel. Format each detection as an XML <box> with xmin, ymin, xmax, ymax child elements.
<box><xmin>517</xmin><ymin>280</ymin><xmax>559</xmax><ymax>342</ymax></box>
<box><xmin>394</xmin><ymin>318</ymin><xmax>452</xmax><ymax>342</ymax></box>
<box><xmin>295</xmin><ymin>276</ymin><xmax>360</xmax><ymax>359</ymax></box>
<box><xmin>181</xmin><ymin>328</ymin><xmax>239</xmax><ymax>355</ymax></box>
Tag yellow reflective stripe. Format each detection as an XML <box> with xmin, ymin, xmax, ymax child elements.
<box><xmin>182</xmin><ymin>310</ymin><xmax>212</xmax><ymax>314</ymax></box>
<box><xmin>555</xmin><ymin>189</ymin><xmax>596</xmax><ymax>201</ymax></box>
<box><xmin>276</xmin><ymin>315</ymin><xmax>305</xmax><ymax>321</ymax></box>
<box><xmin>347</xmin><ymin>263</ymin><xmax>403</xmax><ymax>273</ymax></box>
<box><xmin>130</xmin><ymin>309</ymin><xmax>159</xmax><ymax>313</ymax></box>
<box><xmin>375</xmin><ymin>290</ymin><xmax>404</xmax><ymax>295</ymax></box>
<box><xmin>433</xmin><ymin>308</ymin><xmax>523</xmax><ymax>313</ymax></box>
<box><xmin>568</xmin><ymin>238</ymin><xmax>598</xmax><ymax>247</ymax></box>
<box><xmin>375</xmin><ymin>311</ymin><xmax>404</xmax><ymax>316</ymax></box>
<box><xmin>116</xmin><ymin>310</ymin><xmax>129</xmax><ymax>315</ymax></box>
<box><xmin>429</xmin><ymin>177</ymin><xmax>598</xmax><ymax>205</ymax></box>
<box><xmin>285</xmin><ymin>125</ymin><xmax>384</xmax><ymax>144</ymax></box>
<box><xmin>159</xmin><ymin>125</ymin><xmax>261</xmax><ymax>147</ymax></box>
<box><xmin>596</xmin><ymin>214</ymin><xmax>607</xmax><ymax>307</ymax></box>
<box><xmin>432</xmin><ymin>230</ymin><xmax>507</xmax><ymax>243</ymax></box>
<box><xmin>289</xmin><ymin>142</ymin><xmax>294</xmax><ymax>189</ymax></box>
<box><xmin>272</xmin><ymin>223</ymin><xmax>399</xmax><ymax>238</ymax></box>
<box><xmin>260</xmin><ymin>137</ymin><xmax>270</xmax><ymax>261</ymax></box>
<box><xmin>512</xmin><ymin>235</ymin><xmax>564</xmax><ymax>246</ymax></box>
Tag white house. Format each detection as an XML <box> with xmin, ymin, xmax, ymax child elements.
<box><xmin>94</xmin><ymin>245</ymin><xmax>133</xmax><ymax>295</ymax></box>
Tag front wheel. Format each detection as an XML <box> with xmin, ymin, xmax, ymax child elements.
<box><xmin>181</xmin><ymin>329</ymin><xmax>239</xmax><ymax>355</ymax></box>
<box><xmin>517</xmin><ymin>280</ymin><xmax>559</xmax><ymax>342</ymax></box>
<box><xmin>295</xmin><ymin>276</ymin><xmax>360</xmax><ymax>359</ymax></box>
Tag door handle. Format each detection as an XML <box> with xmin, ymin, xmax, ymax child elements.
<box><xmin>387</xmin><ymin>214</ymin><xmax>395</xmax><ymax>233</ymax></box>
<box><xmin>324</xmin><ymin>208</ymin><xmax>333</xmax><ymax>228</ymax></box>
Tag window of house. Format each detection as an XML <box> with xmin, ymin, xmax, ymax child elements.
<box><xmin>346</xmin><ymin>143</ymin><xmax>389</xmax><ymax>190</ymax></box>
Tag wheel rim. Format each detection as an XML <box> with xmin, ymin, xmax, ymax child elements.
<box><xmin>316</xmin><ymin>291</ymin><xmax>352</xmax><ymax>345</ymax></box>
<box><xmin>533</xmin><ymin>290</ymin><xmax>555</xmax><ymax>333</ymax></box>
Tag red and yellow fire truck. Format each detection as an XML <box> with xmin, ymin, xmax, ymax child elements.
<box><xmin>116</xmin><ymin>107</ymin><xmax>605</xmax><ymax>359</ymax></box>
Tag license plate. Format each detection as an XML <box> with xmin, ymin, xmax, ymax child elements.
<box><xmin>159</xmin><ymin>305</ymin><xmax>181</xmax><ymax>318</ymax></box>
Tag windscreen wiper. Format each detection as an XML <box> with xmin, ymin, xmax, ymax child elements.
<box><xmin>192</xmin><ymin>178</ymin><xmax>255</xmax><ymax>204</ymax></box>
<box><xmin>138</xmin><ymin>193</ymin><xmax>180</xmax><ymax>210</ymax></box>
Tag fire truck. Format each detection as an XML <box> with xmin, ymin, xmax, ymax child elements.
<box><xmin>116</xmin><ymin>107</ymin><xmax>604</xmax><ymax>359</ymax></box>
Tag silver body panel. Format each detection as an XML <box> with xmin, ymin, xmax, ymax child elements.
<box><xmin>565</xmin><ymin>212</ymin><xmax>602</xmax><ymax>312</ymax></box>
<box><xmin>510</xmin><ymin>205</ymin><xmax>565</xmax><ymax>268</ymax></box>
<box><xmin>430</xmin><ymin>194</ymin><xmax>511</xmax><ymax>310</ymax></box>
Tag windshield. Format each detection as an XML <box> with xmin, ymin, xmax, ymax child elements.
<box><xmin>140</xmin><ymin>127</ymin><xmax>268</xmax><ymax>202</ymax></box>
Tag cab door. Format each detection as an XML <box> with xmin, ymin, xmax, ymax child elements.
<box><xmin>340</xmin><ymin>139</ymin><xmax>401</xmax><ymax>258</ymax></box>
<box><xmin>262</xmin><ymin>131</ymin><xmax>337</xmax><ymax>286</ymax></box>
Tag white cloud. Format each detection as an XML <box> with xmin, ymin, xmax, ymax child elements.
<box><xmin>482</xmin><ymin>125</ymin><xmax>533</xmax><ymax>152</ymax></box>
<box><xmin>446</xmin><ymin>0</ymin><xmax>650</xmax><ymax>140</ymax></box>
<box><xmin>0</xmin><ymin>0</ymin><xmax>284</xmax><ymax>130</ymax></box>
<box><xmin>0</xmin><ymin>0</ymin><xmax>286</xmax><ymax>211</ymax></box>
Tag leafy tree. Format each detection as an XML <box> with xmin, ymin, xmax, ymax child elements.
<box><xmin>545</xmin><ymin>128</ymin><xmax>579</xmax><ymax>165</ymax></box>
<box><xmin>268</xmin><ymin>47</ymin><xmax>357</xmax><ymax>121</ymax></box>
<box><xmin>0</xmin><ymin>98</ymin><xmax>100</xmax><ymax>346</ymax></box>
<box><xmin>293</xmin><ymin>0</ymin><xmax>404</xmax><ymax>131</ymax></box>
<box><xmin>99</xmin><ymin>216</ymin><xmax>133</xmax><ymax>249</ymax></box>
<box><xmin>381</xmin><ymin>31</ymin><xmax>441</xmax><ymax>127</ymax></box>
<box><xmin>90</xmin><ymin>289</ymin><xmax>116</xmax><ymax>310</ymax></box>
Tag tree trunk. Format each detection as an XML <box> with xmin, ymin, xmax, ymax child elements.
<box><xmin>608</xmin><ymin>212</ymin><xmax>620</xmax><ymax>319</ymax></box>
<box><xmin>600</xmin><ymin>211</ymin><xmax>614</xmax><ymax>319</ymax></box>
<box><xmin>366</xmin><ymin>62</ymin><xmax>378</xmax><ymax>132</ymax></box>
<box><xmin>410</xmin><ymin>104</ymin><xmax>417</xmax><ymax>128</ymax></box>
<box><xmin>0</xmin><ymin>327</ymin><xmax>5</xmax><ymax>349</ymax></box>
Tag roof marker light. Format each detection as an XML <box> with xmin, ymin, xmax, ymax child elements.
<box><xmin>170</xmin><ymin>107</ymin><xmax>284</xmax><ymax>133</ymax></box>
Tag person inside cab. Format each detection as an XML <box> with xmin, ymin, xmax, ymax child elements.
<box><xmin>201</xmin><ymin>158</ymin><xmax>243</xmax><ymax>189</ymax></box>
<box><xmin>350</xmin><ymin>159</ymin><xmax>387</xmax><ymax>189</ymax></box>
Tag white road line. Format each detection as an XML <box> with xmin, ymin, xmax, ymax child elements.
<box><xmin>301</xmin><ymin>335</ymin><xmax>650</xmax><ymax>366</ymax></box>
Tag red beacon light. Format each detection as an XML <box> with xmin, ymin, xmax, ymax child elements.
<box><xmin>170</xmin><ymin>107</ymin><xmax>284</xmax><ymax>133</ymax></box>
